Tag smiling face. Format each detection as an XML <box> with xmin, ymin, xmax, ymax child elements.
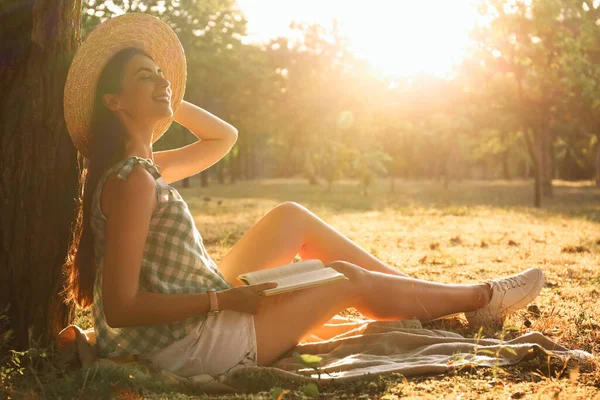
<box><xmin>102</xmin><ymin>54</ymin><xmax>173</xmax><ymax>124</ymax></box>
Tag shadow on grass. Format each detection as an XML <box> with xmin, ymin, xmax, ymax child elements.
<box><xmin>178</xmin><ymin>178</ymin><xmax>600</xmax><ymax>223</ymax></box>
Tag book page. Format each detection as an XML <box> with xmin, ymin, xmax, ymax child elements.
<box><xmin>261</xmin><ymin>267</ymin><xmax>347</xmax><ymax>296</ymax></box>
<box><xmin>237</xmin><ymin>259</ymin><xmax>324</xmax><ymax>285</ymax></box>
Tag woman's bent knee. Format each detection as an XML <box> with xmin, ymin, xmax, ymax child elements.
<box><xmin>274</xmin><ymin>201</ymin><xmax>308</xmax><ymax>215</ymax></box>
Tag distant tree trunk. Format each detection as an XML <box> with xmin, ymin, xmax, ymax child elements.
<box><xmin>230</xmin><ymin>145</ymin><xmax>241</xmax><ymax>184</ymax></box>
<box><xmin>182</xmin><ymin>177</ymin><xmax>190</xmax><ymax>188</ymax></box>
<box><xmin>238</xmin><ymin>135</ymin><xmax>248</xmax><ymax>180</ymax></box>
<box><xmin>217</xmin><ymin>160</ymin><xmax>225</xmax><ymax>184</ymax></box>
<box><xmin>523</xmin><ymin>160</ymin><xmax>531</xmax><ymax>179</ymax></box>
<box><xmin>541</xmin><ymin>130</ymin><xmax>553</xmax><ymax>197</ymax></box>
<box><xmin>533</xmin><ymin>162</ymin><xmax>542</xmax><ymax>208</ymax></box>
<box><xmin>550</xmin><ymin>140</ymin><xmax>557</xmax><ymax>180</ymax></box>
<box><xmin>502</xmin><ymin>152</ymin><xmax>510</xmax><ymax>180</ymax></box>
<box><xmin>0</xmin><ymin>0</ymin><xmax>82</xmax><ymax>350</ymax></box>
<box><xmin>480</xmin><ymin>160</ymin><xmax>488</xmax><ymax>180</ymax></box>
<box><xmin>501</xmin><ymin>132</ymin><xmax>510</xmax><ymax>180</ymax></box>
<box><xmin>244</xmin><ymin>138</ymin><xmax>252</xmax><ymax>179</ymax></box>
<box><xmin>453</xmin><ymin>145</ymin><xmax>462</xmax><ymax>181</ymax></box>
<box><xmin>524</xmin><ymin>130</ymin><xmax>542</xmax><ymax>208</ymax></box>
<box><xmin>596</xmin><ymin>137</ymin><xmax>600</xmax><ymax>188</ymax></box>
<box><xmin>200</xmin><ymin>171</ymin><xmax>208</xmax><ymax>187</ymax></box>
<box><xmin>247</xmin><ymin>136</ymin><xmax>255</xmax><ymax>180</ymax></box>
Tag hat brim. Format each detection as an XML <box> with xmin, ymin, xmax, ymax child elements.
<box><xmin>64</xmin><ymin>12</ymin><xmax>187</xmax><ymax>157</ymax></box>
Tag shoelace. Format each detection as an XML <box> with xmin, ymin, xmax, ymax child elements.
<box><xmin>489</xmin><ymin>275</ymin><xmax>526</xmax><ymax>292</ymax></box>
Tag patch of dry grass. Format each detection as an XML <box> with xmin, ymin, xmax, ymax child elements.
<box><xmin>182</xmin><ymin>178</ymin><xmax>600</xmax><ymax>398</ymax></box>
<box><xmin>3</xmin><ymin>178</ymin><xmax>599</xmax><ymax>399</ymax></box>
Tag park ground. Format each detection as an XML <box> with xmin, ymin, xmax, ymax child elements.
<box><xmin>2</xmin><ymin>178</ymin><xmax>599</xmax><ymax>399</ymax></box>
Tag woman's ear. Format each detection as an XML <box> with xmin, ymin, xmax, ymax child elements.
<box><xmin>103</xmin><ymin>93</ymin><xmax>121</xmax><ymax>112</ymax></box>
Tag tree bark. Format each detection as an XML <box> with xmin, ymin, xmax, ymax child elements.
<box><xmin>0</xmin><ymin>0</ymin><xmax>82</xmax><ymax>350</ymax></box>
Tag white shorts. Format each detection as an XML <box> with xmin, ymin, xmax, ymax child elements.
<box><xmin>141</xmin><ymin>310</ymin><xmax>258</xmax><ymax>378</ymax></box>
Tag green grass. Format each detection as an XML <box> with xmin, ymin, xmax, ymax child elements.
<box><xmin>2</xmin><ymin>178</ymin><xmax>599</xmax><ymax>399</ymax></box>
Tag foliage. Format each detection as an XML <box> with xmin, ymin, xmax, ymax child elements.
<box><xmin>81</xmin><ymin>0</ymin><xmax>600</xmax><ymax>198</ymax></box>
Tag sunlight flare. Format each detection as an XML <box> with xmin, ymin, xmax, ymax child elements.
<box><xmin>237</xmin><ymin>0</ymin><xmax>482</xmax><ymax>77</ymax></box>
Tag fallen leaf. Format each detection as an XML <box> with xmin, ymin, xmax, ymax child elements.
<box><xmin>450</xmin><ymin>235</ymin><xmax>462</xmax><ymax>245</ymax></box>
<box><xmin>561</xmin><ymin>245</ymin><xmax>589</xmax><ymax>253</ymax></box>
<box><xmin>527</xmin><ymin>305</ymin><xmax>541</xmax><ymax>317</ymax></box>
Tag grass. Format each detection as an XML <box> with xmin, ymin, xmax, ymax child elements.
<box><xmin>2</xmin><ymin>178</ymin><xmax>599</xmax><ymax>399</ymax></box>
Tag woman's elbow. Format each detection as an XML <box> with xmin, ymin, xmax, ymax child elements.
<box><xmin>104</xmin><ymin>308</ymin><xmax>124</xmax><ymax>328</ymax></box>
<box><xmin>104</xmin><ymin>301</ymin><xmax>131</xmax><ymax>328</ymax></box>
<box><xmin>228</xmin><ymin>128</ymin><xmax>238</xmax><ymax>144</ymax></box>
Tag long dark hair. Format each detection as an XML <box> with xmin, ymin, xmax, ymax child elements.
<box><xmin>63</xmin><ymin>47</ymin><xmax>154</xmax><ymax>309</ymax></box>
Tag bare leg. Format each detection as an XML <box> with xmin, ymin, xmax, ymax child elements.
<box><xmin>218</xmin><ymin>202</ymin><xmax>408</xmax><ymax>285</ymax></box>
<box><xmin>254</xmin><ymin>261</ymin><xmax>490</xmax><ymax>366</ymax></box>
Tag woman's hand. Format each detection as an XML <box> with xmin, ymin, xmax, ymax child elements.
<box><xmin>218</xmin><ymin>282</ymin><xmax>278</xmax><ymax>314</ymax></box>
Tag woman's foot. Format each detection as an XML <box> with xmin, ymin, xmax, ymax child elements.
<box><xmin>465</xmin><ymin>268</ymin><xmax>545</xmax><ymax>326</ymax></box>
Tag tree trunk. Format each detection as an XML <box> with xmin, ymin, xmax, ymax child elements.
<box><xmin>524</xmin><ymin>130</ymin><xmax>542</xmax><ymax>208</ymax></box>
<box><xmin>596</xmin><ymin>137</ymin><xmax>600</xmax><ymax>188</ymax></box>
<box><xmin>182</xmin><ymin>177</ymin><xmax>190</xmax><ymax>188</ymax></box>
<box><xmin>230</xmin><ymin>145</ymin><xmax>240</xmax><ymax>184</ymax></box>
<box><xmin>0</xmin><ymin>0</ymin><xmax>82</xmax><ymax>350</ymax></box>
<box><xmin>523</xmin><ymin>160</ymin><xmax>530</xmax><ymax>179</ymax></box>
<box><xmin>200</xmin><ymin>171</ymin><xmax>209</xmax><ymax>187</ymax></box>
<box><xmin>480</xmin><ymin>160</ymin><xmax>488</xmax><ymax>180</ymax></box>
<box><xmin>217</xmin><ymin>160</ymin><xmax>225</xmax><ymax>184</ymax></box>
<box><xmin>244</xmin><ymin>138</ymin><xmax>251</xmax><ymax>180</ymax></box>
<box><xmin>541</xmin><ymin>130</ymin><xmax>553</xmax><ymax>197</ymax></box>
<box><xmin>247</xmin><ymin>136</ymin><xmax>255</xmax><ymax>180</ymax></box>
<box><xmin>502</xmin><ymin>151</ymin><xmax>510</xmax><ymax>180</ymax></box>
<box><xmin>501</xmin><ymin>132</ymin><xmax>510</xmax><ymax>180</ymax></box>
<box><xmin>533</xmin><ymin>163</ymin><xmax>542</xmax><ymax>208</ymax></box>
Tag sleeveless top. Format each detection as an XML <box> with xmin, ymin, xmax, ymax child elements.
<box><xmin>90</xmin><ymin>156</ymin><xmax>233</xmax><ymax>357</ymax></box>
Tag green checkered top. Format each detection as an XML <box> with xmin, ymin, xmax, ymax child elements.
<box><xmin>90</xmin><ymin>156</ymin><xmax>233</xmax><ymax>357</ymax></box>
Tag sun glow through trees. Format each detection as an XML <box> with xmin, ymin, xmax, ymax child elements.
<box><xmin>237</xmin><ymin>0</ymin><xmax>482</xmax><ymax>78</ymax></box>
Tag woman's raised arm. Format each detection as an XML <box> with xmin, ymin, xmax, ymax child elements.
<box><xmin>153</xmin><ymin>100</ymin><xmax>238</xmax><ymax>184</ymax></box>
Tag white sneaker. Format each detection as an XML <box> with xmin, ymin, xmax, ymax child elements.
<box><xmin>465</xmin><ymin>268</ymin><xmax>545</xmax><ymax>326</ymax></box>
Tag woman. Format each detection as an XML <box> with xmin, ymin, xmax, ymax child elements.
<box><xmin>62</xmin><ymin>13</ymin><xmax>544</xmax><ymax>378</ymax></box>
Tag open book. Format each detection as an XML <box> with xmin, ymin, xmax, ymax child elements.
<box><xmin>237</xmin><ymin>259</ymin><xmax>348</xmax><ymax>296</ymax></box>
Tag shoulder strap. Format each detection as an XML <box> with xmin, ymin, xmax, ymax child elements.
<box><xmin>115</xmin><ymin>156</ymin><xmax>162</xmax><ymax>181</ymax></box>
<box><xmin>92</xmin><ymin>156</ymin><xmax>162</xmax><ymax>219</ymax></box>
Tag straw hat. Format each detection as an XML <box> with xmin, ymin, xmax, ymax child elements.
<box><xmin>64</xmin><ymin>12</ymin><xmax>187</xmax><ymax>157</ymax></box>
